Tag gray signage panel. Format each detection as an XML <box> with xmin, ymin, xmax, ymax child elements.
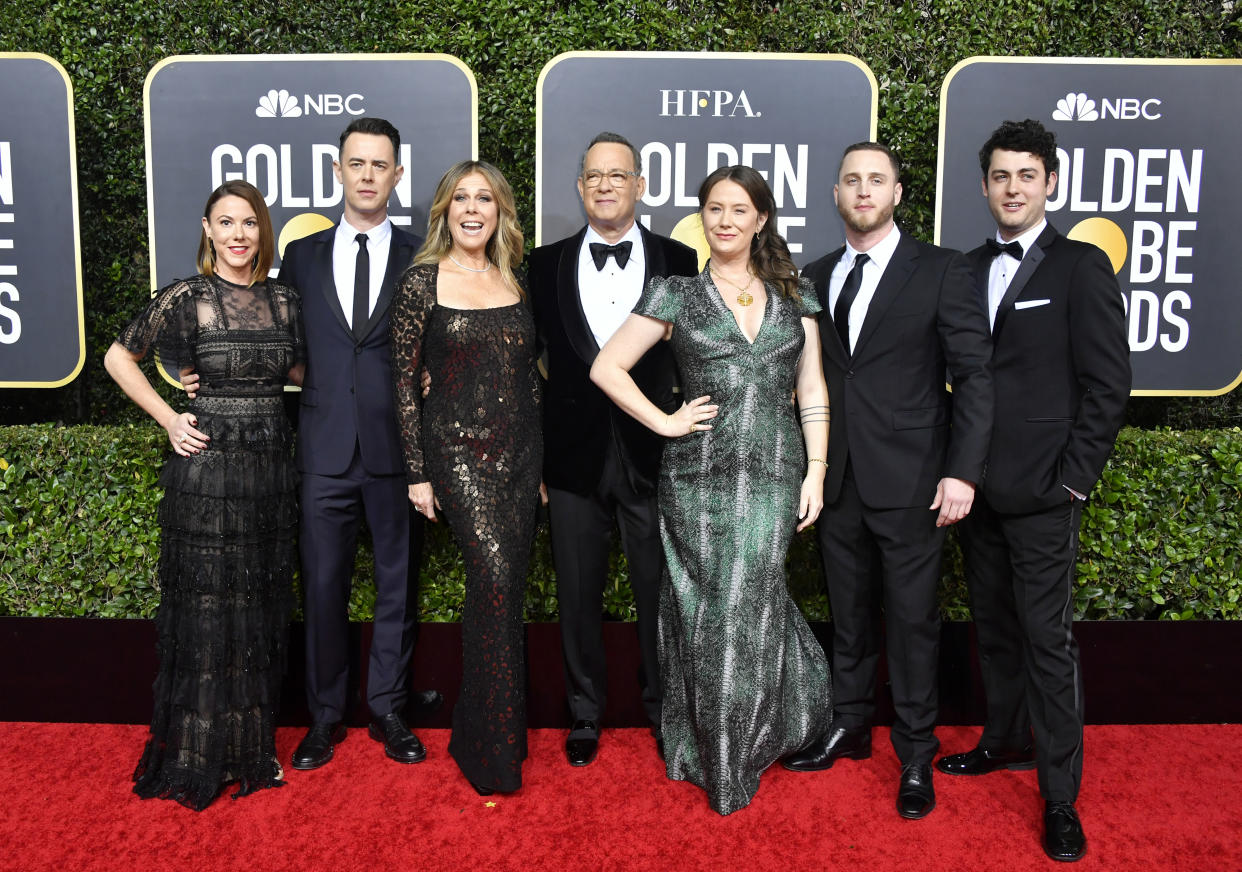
<box><xmin>937</xmin><ymin>58</ymin><xmax>1242</xmax><ymax>396</ymax></box>
<box><xmin>145</xmin><ymin>54</ymin><xmax>477</xmax><ymax>291</ymax></box>
<box><xmin>537</xmin><ymin>52</ymin><xmax>876</xmax><ymax>267</ymax></box>
<box><xmin>0</xmin><ymin>54</ymin><xmax>85</xmax><ymax>388</ymax></box>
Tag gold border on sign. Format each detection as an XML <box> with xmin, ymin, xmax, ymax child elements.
<box><xmin>533</xmin><ymin>50</ymin><xmax>879</xmax><ymax>247</ymax></box>
<box><xmin>0</xmin><ymin>52</ymin><xmax>86</xmax><ymax>389</ymax></box>
<box><xmin>935</xmin><ymin>56</ymin><xmax>1242</xmax><ymax>397</ymax></box>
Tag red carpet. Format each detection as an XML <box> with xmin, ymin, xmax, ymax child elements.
<box><xmin>0</xmin><ymin>723</ymin><xmax>1236</xmax><ymax>870</ymax></box>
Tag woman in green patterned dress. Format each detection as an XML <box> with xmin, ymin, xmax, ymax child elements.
<box><xmin>591</xmin><ymin>165</ymin><xmax>832</xmax><ymax>815</ymax></box>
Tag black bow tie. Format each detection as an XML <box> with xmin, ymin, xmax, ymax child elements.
<box><xmin>986</xmin><ymin>238</ymin><xmax>1024</xmax><ymax>260</ymax></box>
<box><xmin>589</xmin><ymin>241</ymin><xmax>633</xmax><ymax>271</ymax></box>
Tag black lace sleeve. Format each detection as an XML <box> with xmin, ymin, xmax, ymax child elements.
<box><xmin>270</xmin><ymin>279</ymin><xmax>307</xmax><ymax>368</ymax></box>
<box><xmin>390</xmin><ymin>263</ymin><xmax>438</xmax><ymax>484</ymax></box>
<box><xmin>114</xmin><ymin>277</ymin><xmax>199</xmax><ymax>368</ymax></box>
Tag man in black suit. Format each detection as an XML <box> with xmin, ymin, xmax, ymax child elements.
<box><xmin>936</xmin><ymin>119</ymin><xmax>1130</xmax><ymax>863</ymax></box>
<box><xmin>783</xmin><ymin>142</ymin><xmax>994</xmax><ymax>821</ymax></box>
<box><xmin>280</xmin><ymin>117</ymin><xmax>433</xmax><ymax>770</ymax></box>
<box><xmin>528</xmin><ymin>132</ymin><xmax>697</xmax><ymax>766</ymax></box>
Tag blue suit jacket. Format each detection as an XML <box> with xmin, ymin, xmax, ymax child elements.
<box><xmin>278</xmin><ymin>223</ymin><xmax>422</xmax><ymax>476</ymax></box>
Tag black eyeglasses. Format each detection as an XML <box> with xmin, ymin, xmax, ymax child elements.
<box><xmin>581</xmin><ymin>170</ymin><xmax>638</xmax><ymax>187</ymax></box>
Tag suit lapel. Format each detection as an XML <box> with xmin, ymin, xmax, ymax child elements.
<box><xmin>639</xmin><ymin>223</ymin><xmax>665</xmax><ymax>287</ymax></box>
<box><xmin>316</xmin><ymin>230</ymin><xmax>352</xmax><ymax>338</ymax></box>
<box><xmin>557</xmin><ymin>227</ymin><xmax>601</xmax><ymax>362</ymax></box>
<box><xmin>852</xmin><ymin>234</ymin><xmax>918</xmax><ymax>360</ymax></box>
<box><xmin>992</xmin><ymin>223</ymin><xmax>1057</xmax><ymax>337</ymax></box>
<box><xmin>361</xmin><ymin>226</ymin><xmax>414</xmax><ymax>340</ymax></box>
<box><xmin>816</xmin><ymin>247</ymin><xmax>849</xmax><ymax>368</ymax></box>
<box><xmin>972</xmin><ymin>250</ymin><xmax>991</xmax><ymax>317</ymax></box>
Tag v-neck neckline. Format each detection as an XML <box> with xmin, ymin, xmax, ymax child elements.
<box><xmin>706</xmin><ymin>271</ymin><xmax>770</xmax><ymax>346</ymax></box>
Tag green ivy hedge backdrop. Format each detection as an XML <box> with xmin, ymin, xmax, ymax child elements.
<box><xmin>2</xmin><ymin>424</ymin><xmax>1239</xmax><ymax>620</ymax></box>
<box><xmin>1</xmin><ymin>1</ymin><xmax>1240</xmax><ymax>619</ymax></box>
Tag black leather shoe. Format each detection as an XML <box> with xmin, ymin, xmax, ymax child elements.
<box><xmin>897</xmin><ymin>762</ymin><xmax>936</xmax><ymax>819</ymax></box>
<box><xmin>291</xmin><ymin>722</ymin><xmax>346</xmax><ymax>770</ymax></box>
<box><xmin>368</xmin><ymin>712</ymin><xmax>427</xmax><ymax>763</ymax></box>
<box><xmin>782</xmin><ymin>726</ymin><xmax>872</xmax><ymax>772</ymax></box>
<box><xmin>470</xmin><ymin>781</ymin><xmax>494</xmax><ymax>796</ymax></box>
<box><xmin>935</xmin><ymin>745</ymin><xmax>1036</xmax><ymax>776</ymax></box>
<box><xmin>1044</xmin><ymin>801</ymin><xmax>1087</xmax><ymax>862</ymax></box>
<box><xmin>565</xmin><ymin>719</ymin><xmax>599</xmax><ymax>767</ymax></box>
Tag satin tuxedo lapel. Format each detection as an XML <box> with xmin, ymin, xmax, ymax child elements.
<box><xmin>991</xmin><ymin>223</ymin><xmax>1054</xmax><ymax>337</ymax></box>
<box><xmin>852</xmin><ymin>235</ymin><xmax>919</xmax><ymax>361</ymax></box>
<box><xmin>312</xmin><ymin>234</ymin><xmax>352</xmax><ymax>338</ymax></box>
<box><xmin>638</xmin><ymin>224</ymin><xmax>666</xmax><ymax>287</ymax></box>
<box><xmin>556</xmin><ymin>227</ymin><xmax>601</xmax><ymax>362</ymax></box>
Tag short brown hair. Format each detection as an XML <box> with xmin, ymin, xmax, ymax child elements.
<box><xmin>196</xmin><ymin>179</ymin><xmax>275</xmax><ymax>286</ymax></box>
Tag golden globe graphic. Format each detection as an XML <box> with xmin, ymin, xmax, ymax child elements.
<box><xmin>1067</xmin><ymin>217</ymin><xmax>1127</xmax><ymax>274</ymax></box>
<box><xmin>278</xmin><ymin>212</ymin><xmax>335</xmax><ymax>257</ymax></box>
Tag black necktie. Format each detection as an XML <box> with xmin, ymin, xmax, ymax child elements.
<box><xmin>833</xmin><ymin>253</ymin><xmax>869</xmax><ymax>354</ymax></box>
<box><xmin>353</xmin><ymin>233</ymin><xmax>370</xmax><ymax>341</ymax></box>
<box><xmin>986</xmin><ymin>238</ymin><xmax>1024</xmax><ymax>260</ymax></box>
<box><xmin>589</xmin><ymin>241</ymin><xmax>633</xmax><ymax>271</ymax></box>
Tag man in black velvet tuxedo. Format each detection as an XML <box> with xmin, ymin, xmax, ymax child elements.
<box><xmin>783</xmin><ymin>142</ymin><xmax>994</xmax><ymax>822</ymax></box>
<box><xmin>936</xmin><ymin>119</ymin><xmax>1131</xmax><ymax>863</ymax></box>
<box><xmin>279</xmin><ymin>117</ymin><xmax>435</xmax><ymax>770</ymax></box>
<box><xmin>528</xmin><ymin>132</ymin><xmax>697</xmax><ymax>766</ymax></box>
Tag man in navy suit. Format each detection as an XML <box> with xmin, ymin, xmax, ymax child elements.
<box><xmin>783</xmin><ymin>142</ymin><xmax>994</xmax><ymax>822</ymax></box>
<box><xmin>936</xmin><ymin>119</ymin><xmax>1130</xmax><ymax>863</ymax></box>
<box><xmin>528</xmin><ymin>132</ymin><xmax>697</xmax><ymax>766</ymax></box>
<box><xmin>279</xmin><ymin>117</ymin><xmax>433</xmax><ymax>770</ymax></box>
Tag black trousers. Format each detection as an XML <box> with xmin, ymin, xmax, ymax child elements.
<box><xmin>961</xmin><ymin>494</ymin><xmax>1085</xmax><ymax>803</ymax></box>
<box><xmin>817</xmin><ymin>466</ymin><xmax>945</xmax><ymax>766</ymax></box>
<box><xmin>548</xmin><ymin>439</ymin><xmax>663</xmax><ymax>729</ymax></box>
<box><xmin>300</xmin><ymin>445</ymin><xmax>424</xmax><ymax>722</ymax></box>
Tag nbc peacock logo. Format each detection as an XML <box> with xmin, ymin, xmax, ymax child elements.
<box><xmin>1051</xmin><ymin>92</ymin><xmax>1098</xmax><ymax>122</ymax></box>
<box><xmin>255</xmin><ymin>89</ymin><xmax>302</xmax><ymax>118</ymax></box>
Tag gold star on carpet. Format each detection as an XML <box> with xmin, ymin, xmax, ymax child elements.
<box><xmin>485</xmin><ymin>801</ymin><xmax>497</xmax><ymax>808</ymax></box>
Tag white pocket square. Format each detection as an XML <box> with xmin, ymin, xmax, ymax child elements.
<box><xmin>1014</xmin><ymin>299</ymin><xmax>1051</xmax><ymax>310</ymax></box>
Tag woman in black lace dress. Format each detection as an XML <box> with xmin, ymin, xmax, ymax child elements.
<box><xmin>104</xmin><ymin>180</ymin><xmax>304</xmax><ymax>811</ymax></box>
<box><xmin>391</xmin><ymin>160</ymin><xmax>542</xmax><ymax>795</ymax></box>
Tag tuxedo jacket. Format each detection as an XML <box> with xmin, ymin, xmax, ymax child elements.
<box><xmin>278</xmin><ymin>223</ymin><xmax>422</xmax><ymax>477</ymax></box>
<box><xmin>803</xmin><ymin>232</ymin><xmax>994</xmax><ymax>509</ymax></box>
<box><xmin>966</xmin><ymin>223</ymin><xmax>1131</xmax><ymax>514</ymax></box>
<box><xmin>528</xmin><ymin>224</ymin><xmax>698</xmax><ymax>497</ymax></box>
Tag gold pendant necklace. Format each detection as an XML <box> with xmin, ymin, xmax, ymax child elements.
<box><xmin>711</xmin><ymin>265</ymin><xmax>755</xmax><ymax>306</ymax></box>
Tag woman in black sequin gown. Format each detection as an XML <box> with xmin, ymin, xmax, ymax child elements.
<box><xmin>391</xmin><ymin>161</ymin><xmax>542</xmax><ymax>795</ymax></box>
<box><xmin>104</xmin><ymin>181</ymin><xmax>303</xmax><ymax>811</ymax></box>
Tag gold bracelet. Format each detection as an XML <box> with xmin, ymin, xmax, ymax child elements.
<box><xmin>807</xmin><ymin>458</ymin><xmax>827</xmax><ymax>466</ymax></box>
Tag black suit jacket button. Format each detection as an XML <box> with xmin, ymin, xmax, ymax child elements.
<box><xmin>846</xmin><ymin>370</ymin><xmax>855</xmax><ymax>379</ymax></box>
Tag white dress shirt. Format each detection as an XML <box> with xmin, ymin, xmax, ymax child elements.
<box><xmin>986</xmin><ymin>219</ymin><xmax>1046</xmax><ymax>330</ymax></box>
<box><xmin>577</xmin><ymin>223</ymin><xmax>646</xmax><ymax>348</ymax></box>
<box><xmin>828</xmin><ymin>223</ymin><xmax>901</xmax><ymax>354</ymax></box>
<box><xmin>332</xmin><ymin>217</ymin><xmax>393</xmax><ymax>329</ymax></box>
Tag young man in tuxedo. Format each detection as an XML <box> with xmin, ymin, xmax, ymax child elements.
<box><xmin>783</xmin><ymin>142</ymin><xmax>994</xmax><ymax>822</ymax></box>
<box><xmin>279</xmin><ymin>117</ymin><xmax>437</xmax><ymax>770</ymax></box>
<box><xmin>527</xmin><ymin>132</ymin><xmax>697</xmax><ymax>766</ymax></box>
<box><xmin>936</xmin><ymin>119</ymin><xmax>1130</xmax><ymax>863</ymax></box>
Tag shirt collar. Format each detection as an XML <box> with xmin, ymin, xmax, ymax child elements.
<box><xmin>584</xmin><ymin>222</ymin><xmax>642</xmax><ymax>248</ymax></box>
<box><xmin>995</xmin><ymin>219</ymin><xmax>1046</xmax><ymax>256</ymax></box>
<box><xmin>338</xmin><ymin>215</ymin><xmax>392</xmax><ymax>245</ymax></box>
<box><xmin>844</xmin><ymin>222</ymin><xmax>900</xmax><ymax>271</ymax></box>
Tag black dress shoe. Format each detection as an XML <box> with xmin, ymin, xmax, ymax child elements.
<box><xmin>470</xmin><ymin>781</ymin><xmax>494</xmax><ymax>796</ymax></box>
<box><xmin>935</xmin><ymin>745</ymin><xmax>1036</xmax><ymax>776</ymax></box>
<box><xmin>368</xmin><ymin>712</ymin><xmax>427</xmax><ymax>764</ymax></box>
<box><xmin>897</xmin><ymin>762</ymin><xmax>936</xmax><ymax>819</ymax></box>
<box><xmin>1044</xmin><ymin>801</ymin><xmax>1087</xmax><ymax>862</ymax></box>
<box><xmin>291</xmin><ymin>722</ymin><xmax>346</xmax><ymax>770</ymax></box>
<box><xmin>565</xmin><ymin>719</ymin><xmax>599</xmax><ymax>767</ymax></box>
<box><xmin>782</xmin><ymin>725</ymin><xmax>871</xmax><ymax>772</ymax></box>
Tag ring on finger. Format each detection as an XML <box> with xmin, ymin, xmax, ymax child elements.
<box><xmin>177</xmin><ymin>434</ymin><xmax>187</xmax><ymax>443</ymax></box>
<box><xmin>687</xmin><ymin>422</ymin><xmax>695</xmax><ymax>434</ymax></box>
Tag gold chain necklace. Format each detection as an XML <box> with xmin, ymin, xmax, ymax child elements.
<box><xmin>711</xmin><ymin>265</ymin><xmax>756</xmax><ymax>306</ymax></box>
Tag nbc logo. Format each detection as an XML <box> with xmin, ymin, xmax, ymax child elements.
<box><xmin>1052</xmin><ymin>92</ymin><xmax>1098</xmax><ymax>122</ymax></box>
<box><xmin>256</xmin><ymin>89</ymin><xmax>302</xmax><ymax>118</ymax></box>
